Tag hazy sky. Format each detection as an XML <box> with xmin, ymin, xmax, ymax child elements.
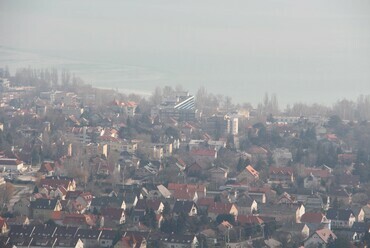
<box><xmin>1</xmin><ymin>0</ymin><xmax>370</xmax><ymax>107</ymax></box>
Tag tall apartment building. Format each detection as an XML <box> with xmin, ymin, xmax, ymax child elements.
<box><xmin>151</xmin><ymin>91</ymin><xmax>199</xmax><ymax>121</ymax></box>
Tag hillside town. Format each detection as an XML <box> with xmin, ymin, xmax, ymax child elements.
<box><xmin>1</xmin><ymin>68</ymin><xmax>370</xmax><ymax>248</ymax></box>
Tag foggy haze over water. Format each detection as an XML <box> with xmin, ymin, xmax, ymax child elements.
<box><xmin>1</xmin><ymin>0</ymin><xmax>370</xmax><ymax>107</ymax></box>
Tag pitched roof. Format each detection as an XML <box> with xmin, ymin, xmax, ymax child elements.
<box><xmin>39</xmin><ymin>177</ymin><xmax>72</xmax><ymax>190</ymax></box>
<box><xmin>135</xmin><ymin>199</ymin><xmax>162</xmax><ymax>211</ymax></box>
<box><xmin>237</xmin><ymin>215</ymin><xmax>264</xmax><ymax>225</ymax></box>
<box><xmin>160</xmin><ymin>234</ymin><xmax>196</xmax><ymax>244</ymax></box>
<box><xmin>314</xmin><ymin>228</ymin><xmax>337</xmax><ymax>244</ymax></box>
<box><xmin>173</xmin><ymin>200</ymin><xmax>196</xmax><ymax>213</ymax></box>
<box><xmin>197</xmin><ymin>197</ymin><xmax>215</xmax><ymax>207</ymax></box>
<box><xmin>0</xmin><ymin>217</ymin><xmax>6</xmax><ymax>229</ymax></box>
<box><xmin>173</xmin><ymin>188</ymin><xmax>197</xmax><ymax>201</ymax></box>
<box><xmin>52</xmin><ymin>226</ymin><xmax>79</xmax><ymax>238</ymax></box>
<box><xmin>190</xmin><ymin>149</ymin><xmax>217</xmax><ymax>157</ymax></box>
<box><xmin>101</xmin><ymin>207</ymin><xmax>124</xmax><ymax>220</ymax></box>
<box><xmin>247</xmin><ymin>146</ymin><xmax>268</xmax><ymax>154</ymax></box>
<box><xmin>245</xmin><ymin>165</ymin><xmax>259</xmax><ymax>178</ymax></box>
<box><xmin>303</xmin><ymin>168</ymin><xmax>331</xmax><ymax>178</ymax></box>
<box><xmin>30</xmin><ymin>199</ymin><xmax>59</xmax><ymax>210</ymax></box>
<box><xmin>90</xmin><ymin>195</ymin><xmax>121</xmax><ymax>207</ymax></box>
<box><xmin>208</xmin><ymin>202</ymin><xmax>235</xmax><ymax>215</ymax></box>
<box><xmin>167</xmin><ymin>183</ymin><xmax>205</xmax><ymax>193</ymax></box>
<box><xmin>100</xmin><ymin>229</ymin><xmax>116</xmax><ymax>240</ymax></box>
<box><xmin>300</xmin><ymin>212</ymin><xmax>326</xmax><ymax>223</ymax></box>
<box><xmin>63</xmin><ymin>213</ymin><xmax>96</xmax><ymax>227</ymax></box>
<box><xmin>326</xmin><ymin>209</ymin><xmax>354</xmax><ymax>221</ymax></box>
<box><xmin>75</xmin><ymin>228</ymin><xmax>101</xmax><ymax>239</ymax></box>
<box><xmin>269</xmin><ymin>166</ymin><xmax>294</xmax><ymax>175</ymax></box>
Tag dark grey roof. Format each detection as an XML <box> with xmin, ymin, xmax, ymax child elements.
<box><xmin>53</xmin><ymin>226</ymin><xmax>79</xmax><ymax>238</ymax></box>
<box><xmin>9</xmin><ymin>225</ymin><xmax>35</xmax><ymax>238</ymax></box>
<box><xmin>75</xmin><ymin>229</ymin><xmax>101</xmax><ymax>239</ymax></box>
<box><xmin>90</xmin><ymin>195</ymin><xmax>121</xmax><ymax>207</ymax></box>
<box><xmin>30</xmin><ymin>199</ymin><xmax>58</xmax><ymax>210</ymax></box>
<box><xmin>237</xmin><ymin>195</ymin><xmax>255</xmax><ymax>207</ymax></box>
<box><xmin>326</xmin><ymin>208</ymin><xmax>354</xmax><ymax>221</ymax></box>
<box><xmin>32</xmin><ymin>225</ymin><xmax>57</xmax><ymax>238</ymax></box>
<box><xmin>100</xmin><ymin>230</ymin><xmax>117</xmax><ymax>240</ymax></box>
<box><xmin>351</xmin><ymin>222</ymin><xmax>370</xmax><ymax>233</ymax></box>
<box><xmin>173</xmin><ymin>200</ymin><xmax>196</xmax><ymax>213</ymax></box>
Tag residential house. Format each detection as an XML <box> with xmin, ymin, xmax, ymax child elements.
<box><xmin>296</xmin><ymin>204</ymin><xmax>306</xmax><ymax>223</ymax></box>
<box><xmin>338</xmin><ymin>174</ymin><xmax>360</xmax><ymax>188</ymax></box>
<box><xmin>99</xmin><ymin>229</ymin><xmax>117</xmax><ymax>248</ymax></box>
<box><xmin>167</xmin><ymin>183</ymin><xmax>207</xmax><ymax>198</ymax></box>
<box><xmin>246</xmin><ymin>146</ymin><xmax>269</xmax><ymax>164</ymax></box>
<box><xmin>0</xmin><ymin>158</ymin><xmax>24</xmax><ymax>171</ymax></box>
<box><xmin>172</xmin><ymin>200</ymin><xmax>198</xmax><ymax>217</ymax></box>
<box><xmin>74</xmin><ymin>192</ymin><xmax>94</xmax><ymax>212</ymax></box>
<box><xmin>276</xmin><ymin>222</ymin><xmax>310</xmax><ymax>240</ymax></box>
<box><xmin>90</xmin><ymin>195</ymin><xmax>125</xmax><ymax>212</ymax></box>
<box><xmin>53</xmin><ymin>238</ymin><xmax>84</xmax><ymax>248</ymax></box>
<box><xmin>208</xmin><ymin>202</ymin><xmax>238</xmax><ymax>220</ymax></box>
<box><xmin>134</xmin><ymin>199</ymin><xmax>164</xmax><ymax>214</ymax></box>
<box><xmin>248</xmin><ymin>188</ymin><xmax>270</xmax><ymax>204</ymax></box>
<box><xmin>304</xmin><ymin>228</ymin><xmax>337</xmax><ymax>248</ymax></box>
<box><xmin>299</xmin><ymin>212</ymin><xmax>331</xmax><ymax>229</ymax></box>
<box><xmin>185</xmin><ymin>162</ymin><xmax>203</xmax><ymax>177</ymax></box>
<box><xmin>173</xmin><ymin>188</ymin><xmax>198</xmax><ymax>202</ymax></box>
<box><xmin>297</xmin><ymin>194</ymin><xmax>328</xmax><ymax>211</ymax></box>
<box><xmin>115</xmin><ymin>232</ymin><xmax>147</xmax><ymax>248</ymax></box>
<box><xmin>326</xmin><ymin>208</ymin><xmax>356</xmax><ymax>229</ymax></box>
<box><xmin>38</xmin><ymin>161</ymin><xmax>55</xmax><ymax>176</ymax></box>
<box><xmin>39</xmin><ymin>176</ymin><xmax>76</xmax><ymax>191</ymax></box>
<box><xmin>101</xmin><ymin>207</ymin><xmax>125</xmax><ymax>227</ymax></box>
<box><xmin>208</xmin><ymin>167</ymin><xmax>228</xmax><ymax>184</ymax></box>
<box><xmin>190</xmin><ymin>148</ymin><xmax>217</xmax><ymax>161</ymax></box>
<box><xmin>272</xmin><ymin>148</ymin><xmax>293</xmax><ymax>167</ymax></box>
<box><xmin>237</xmin><ymin>215</ymin><xmax>264</xmax><ymax>226</ymax></box>
<box><xmin>328</xmin><ymin>187</ymin><xmax>352</xmax><ymax>206</ymax></box>
<box><xmin>52</xmin><ymin>226</ymin><xmax>79</xmax><ymax>240</ymax></box>
<box><xmin>156</xmin><ymin>184</ymin><xmax>172</xmax><ymax>199</ymax></box>
<box><xmin>361</xmin><ymin>203</ymin><xmax>370</xmax><ymax>222</ymax></box>
<box><xmin>30</xmin><ymin>199</ymin><xmax>62</xmax><ymax>221</ymax></box>
<box><xmin>268</xmin><ymin>166</ymin><xmax>294</xmax><ymax>188</ymax></box>
<box><xmin>237</xmin><ymin>165</ymin><xmax>259</xmax><ymax>184</ymax></box>
<box><xmin>278</xmin><ymin>192</ymin><xmax>296</xmax><ymax>205</ymax></box>
<box><xmin>8</xmin><ymin>224</ymin><xmax>36</xmax><ymax>240</ymax></box>
<box><xmin>6</xmin><ymin>216</ymin><xmax>30</xmax><ymax>226</ymax></box>
<box><xmin>237</xmin><ymin>195</ymin><xmax>258</xmax><ymax>215</ymax></box>
<box><xmin>75</xmin><ymin>229</ymin><xmax>101</xmax><ymax>247</ymax></box>
<box><xmin>160</xmin><ymin>234</ymin><xmax>198</xmax><ymax>248</ymax></box>
<box><xmin>0</xmin><ymin>217</ymin><xmax>9</xmax><ymax>234</ymax></box>
<box><xmin>350</xmin><ymin>222</ymin><xmax>370</xmax><ymax>242</ymax></box>
<box><xmin>62</xmin><ymin>213</ymin><xmax>98</xmax><ymax>228</ymax></box>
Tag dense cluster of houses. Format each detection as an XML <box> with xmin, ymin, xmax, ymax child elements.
<box><xmin>1</xmin><ymin>74</ymin><xmax>370</xmax><ymax>248</ymax></box>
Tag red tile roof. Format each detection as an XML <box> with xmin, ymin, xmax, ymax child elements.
<box><xmin>300</xmin><ymin>212</ymin><xmax>326</xmax><ymax>223</ymax></box>
<box><xmin>190</xmin><ymin>149</ymin><xmax>216</xmax><ymax>158</ymax></box>
<box><xmin>246</xmin><ymin>165</ymin><xmax>259</xmax><ymax>178</ymax></box>
<box><xmin>315</xmin><ymin>228</ymin><xmax>337</xmax><ymax>243</ymax></box>
<box><xmin>237</xmin><ymin>215</ymin><xmax>264</xmax><ymax>225</ymax></box>
<box><xmin>101</xmin><ymin>207</ymin><xmax>124</xmax><ymax>220</ymax></box>
<box><xmin>208</xmin><ymin>202</ymin><xmax>235</xmax><ymax>215</ymax></box>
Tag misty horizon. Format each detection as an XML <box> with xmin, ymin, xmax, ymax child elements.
<box><xmin>1</xmin><ymin>0</ymin><xmax>370</xmax><ymax>107</ymax></box>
